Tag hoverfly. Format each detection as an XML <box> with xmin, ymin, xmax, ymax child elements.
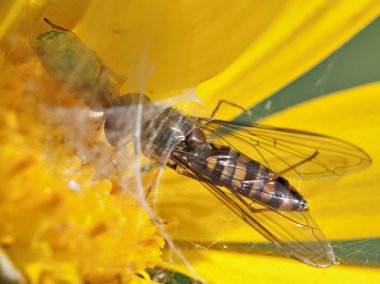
<box><xmin>36</xmin><ymin>19</ymin><xmax>371</xmax><ymax>268</ymax></box>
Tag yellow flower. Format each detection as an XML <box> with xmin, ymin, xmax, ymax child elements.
<box><xmin>1</xmin><ymin>1</ymin><xmax>380</xmax><ymax>283</ymax></box>
<box><xmin>0</xmin><ymin>2</ymin><xmax>164</xmax><ymax>283</ymax></box>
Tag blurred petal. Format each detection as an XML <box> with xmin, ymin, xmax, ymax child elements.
<box><xmin>1</xmin><ymin>0</ymin><xmax>90</xmax><ymax>36</ymax></box>
<box><xmin>0</xmin><ymin>0</ymin><xmax>28</xmax><ymax>39</ymax></box>
<box><xmin>157</xmin><ymin>82</ymin><xmax>380</xmax><ymax>242</ymax></box>
<box><xmin>172</xmin><ymin>249</ymin><xmax>380</xmax><ymax>284</ymax></box>
<box><xmin>0</xmin><ymin>0</ymin><xmax>91</xmax><ymax>66</ymax></box>
<box><xmin>77</xmin><ymin>0</ymin><xmax>293</xmax><ymax>98</ymax></box>
<box><xmin>69</xmin><ymin>1</ymin><xmax>379</xmax><ymax>101</ymax></box>
<box><xmin>37</xmin><ymin>1</ymin><xmax>91</xmax><ymax>29</ymax></box>
<box><xmin>197</xmin><ymin>2</ymin><xmax>380</xmax><ymax>120</ymax></box>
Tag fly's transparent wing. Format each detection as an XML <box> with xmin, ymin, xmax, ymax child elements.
<box><xmin>171</xmin><ymin>151</ymin><xmax>336</xmax><ymax>267</ymax></box>
<box><xmin>196</xmin><ymin>119</ymin><xmax>371</xmax><ymax>179</ymax></box>
<box><xmin>218</xmin><ymin>187</ymin><xmax>335</xmax><ymax>267</ymax></box>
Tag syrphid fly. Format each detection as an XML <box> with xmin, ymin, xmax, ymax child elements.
<box><xmin>36</xmin><ymin>18</ymin><xmax>371</xmax><ymax>267</ymax></box>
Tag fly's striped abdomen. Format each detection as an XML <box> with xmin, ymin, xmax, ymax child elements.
<box><xmin>185</xmin><ymin>143</ymin><xmax>307</xmax><ymax>211</ymax></box>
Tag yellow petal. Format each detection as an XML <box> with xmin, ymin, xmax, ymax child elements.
<box><xmin>170</xmin><ymin>249</ymin><xmax>380</xmax><ymax>284</ymax></box>
<box><xmin>0</xmin><ymin>1</ymin><xmax>91</xmax><ymax>66</ymax></box>
<box><xmin>10</xmin><ymin>2</ymin><xmax>377</xmax><ymax>105</ymax></box>
<box><xmin>57</xmin><ymin>1</ymin><xmax>374</xmax><ymax>102</ymax></box>
<box><xmin>77</xmin><ymin>0</ymin><xmax>295</xmax><ymax>98</ymax></box>
<box><xmin>198</xmin><ymin>2</ymin><xmax>380</xmax><ymax>120</ymax></box>
<box><xmin>0</xmin><ymin>30</ymin><xmax>163</xmax><ymax>283</ymax></box>
<box><xmin>0</xmin><ymin>0</ymin><xmax>90</xmax><ymax>36</ymax></box>
<box><xmin>157</xmin><ymin>82</ymin><xmax>380</xmax><ymax>242</ymax></box>
<box><xmin>0</xmin><ymin>0</ymin><xmax>28</xmax><ymax>39</ymax></box>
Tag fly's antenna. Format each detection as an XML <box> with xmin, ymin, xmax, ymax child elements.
<box><xmin>44</xmin><ymin>18</ymin><xmax>69</xmax><ymax>32</ymax></box>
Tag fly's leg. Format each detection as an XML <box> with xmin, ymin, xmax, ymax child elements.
<box><xmin>44</xmin><ymin>18</ymin><xmax>70</xmax><ymax>32</ymax></box>
<box><xmin>211</xmin><ymin>99</ymin><xmax>252</xmax><ymax>119</ymax></box>
<box><xmin>278</xmin><ymin>150</ymin><xmax>319</xmax><ymax>176</ymax></box>
<box><xmin>145</xmin><ymin>165</ymin><xmax>164</xmax><ymax>198</ymax></box>
<box><xmin>95</xmin><ymin>115</ymin><xmax>104</xmax><ymax>131</ymax></box>
<box><xmin>144</xmin><ymin>165</ymin><xmax>171</xmax><ymax>226</ymax></box>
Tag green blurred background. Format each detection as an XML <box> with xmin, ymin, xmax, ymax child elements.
<box><xmin>239</xmin><ymin>17</ymin><xmax>380</xmax><ymax>121</ymax></box>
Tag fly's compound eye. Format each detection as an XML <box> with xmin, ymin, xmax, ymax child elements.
<box><xmin>104</xmin><ymin>106</ymin><xmax>135</xmax><ymax>148</ymax></box>
<box><xmin>104</xmin><ymin>93</ymin><xmax>150</xmax><ymax>148</ymax></box>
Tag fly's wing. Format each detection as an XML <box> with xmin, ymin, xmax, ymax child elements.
<box><xmin>196</xmin><ymin>119</ymin><xmax>371</xmax><ymax>179</ymax></box>
<box><xmin>171</xmin><ymin>151</ymin><xmax>336</xmax><ymax>267</ymax></box>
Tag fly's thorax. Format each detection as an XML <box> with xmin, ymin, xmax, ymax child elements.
<box><xmin>141</xmin><ymin>107</ymin><xmax>194</xmax><ymax>164</ymax></box>
<box><xmin>103</xmin><ymin>94</ymin><xmax>194</xmax><ymax>162</ymax></box>
<box><xmin>186</xmin><ymin>127</ymin><xmax>207</xmax><ymax>150</ymax></box>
